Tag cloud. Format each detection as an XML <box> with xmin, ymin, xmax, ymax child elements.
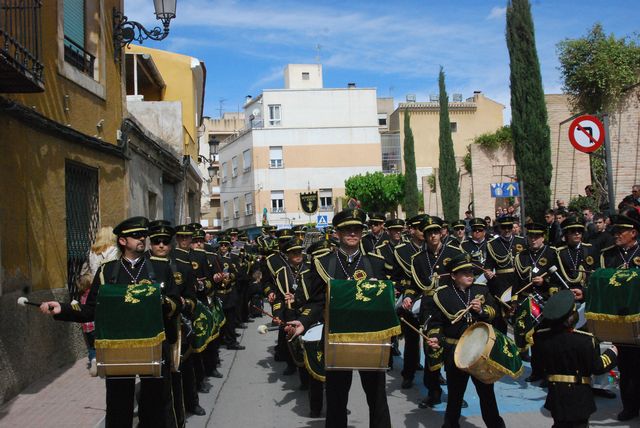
<box><xmin>487</xmin><ymin>6</ymin><xmax>507</xmax><ymax>20</ymax></box>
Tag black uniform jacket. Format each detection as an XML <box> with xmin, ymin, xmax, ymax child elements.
<box><xmin>537</xmin><ymin>328</ymin><xmax>617</xmax><ymax>421</ymax></box>
<box><xmin>55</xmin><ymin>256</ymin><xmax>182</xmax><ymax>341</ymax></box>
<box><xmin>513</xmin><ymin>245</ymin><xmax>558</xmax><ymax>298</ymax></box>
<box><xmin>599</xmin><ymin>243</ymin><xmax>640</xmax><ymax>269</ymax></box>
<box><xmin>406</xmin><ymin>242</ymin><xmax>464</xmax><ymax>301</ymax></box>
<box><xmin>554</xmin><ymin>243</ymin><xmax>597</xmax><ymax>296</ymax></box>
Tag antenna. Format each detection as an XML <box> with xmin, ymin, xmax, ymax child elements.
<box><xmin>218</xmin><ymin>98</ymin><xmax>226</xmax><ymax>118</ymax></box>
<box><xmin>315</xmin><ymin>44</ymin><xmax>322</xmax><ymax>64</ymax></box>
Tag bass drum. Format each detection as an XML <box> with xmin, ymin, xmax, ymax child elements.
<box><xmin>300</xmin><ymin>324</ymin><xmax>325</xmax><ymax>382</ymax></box>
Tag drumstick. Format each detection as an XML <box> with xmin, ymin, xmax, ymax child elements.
<box><xmin>452</xmin><ymin>306</ymin><xmax>473</xmax><ymax>324</ymax></box>
<box><xmin>250</xmin><ymin>304</ymin><xmax>283</xmax><ymax>325</ymax></box>
<box><xmin>492</xmin><ymin>295</ymin><xmax>513</xmax><ymax>310</ymax></box>
<box><xmin>400</xmin><ymin>317</ymin><xmax>432</xmax><ymax>342</ymax></box>
<box><xmin>513</xmin><ymin>269</ymin><xmax>552</xmax><ymax>296</ymax></box>
<box><xmin>17</xmin><ymin>297</ymin><xmax>55</xmax><ymax>311</ymax></box>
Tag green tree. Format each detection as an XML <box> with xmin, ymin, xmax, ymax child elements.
<box><xmin>506</xmin><ymin>0</ymin><xmax>552</xmax><ymax>221</ymax></box>
<box><xmin>557</xmin><ymin>24</ymin><xmax>640</xmax><ymax>115</ymax></box>
<box><xmin>403</xmin><ymin>110</ymin><xmax>420</xmax><ymax>217</ymax></box>
<box><xmin>438</xmin><ymin>67</ymin><xmax>459</xmax><ymax>221</ymax></box>
<box><xmin>345</xmin><ymin>172</ymin><xmax>404</xmax><ymax>214</ymax></box>
<box><xmin>557</xmin><ymin>24</ymin><xmax>640</xmax><ymax>209</ymax></box>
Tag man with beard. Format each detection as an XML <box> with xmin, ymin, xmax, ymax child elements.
<box><xmin>40</xmin><ymin>217</ymin><xmax>182</xmax><ymax>428</ymax></box>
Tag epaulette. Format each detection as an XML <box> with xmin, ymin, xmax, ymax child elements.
<box><xmin>601</xmin><ymin>244</ymin><xmax>616</xmax><ymax>252</ymax></box>
<box><xmin>487</xmin><ymin>236</ymin><xmax>499</xmax><ymax>244</ymax></box>
<box><xmin>582</xmin><ymin>243</ymin><xmax>593</xmax><ymax>247</ymax></box>
<box><xmin>555</xmin><ymin>245</ymin><xmax>567</xmax><ymax>251</ymax></box>
<box><xmin>193</xmin><ymin>248</ymin><xmax>207</xmax><ymax>253</ymax></box>
<box><xmin>472</xmin><ymin>282</ymin><xmax>487</xmax><ymax>287</ymax></box>
<box><xmin>573</xmin><ymin>329</ymin><xmax>594</xmax><ymax>337</ymax></box>
<box><xmin>175</xmin><ymin>247</ymin><xmax>190</xmax><ymax>254</ymax></box>
<box><xmin>149</xmin><ymin>256</ymin><xmax>169</xmax><ymax>262</ymax></box>
<box><xmin>367</xmin><ymin>252</ymin><xmax>385</xmax><ymax>260</ymax></box>
<box><xmin>434</xmin><ymin>285</ymin><xmax>448</xmax><ymax>293</ymax></box>
<box><xmin>175</xmin><ymin>258</ymin><xmax>190</xmax><ymax>265</ymax></box>
<box><xmin>395</xmin><ymin>242</ymin><xmax>407</xmax><ymax>249</ymax></box>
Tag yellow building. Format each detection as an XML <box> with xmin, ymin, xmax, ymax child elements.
<box><xmin>0</xmin><ymin>0</ymin><xmax>130</xmax><ymax>403</ymax></box>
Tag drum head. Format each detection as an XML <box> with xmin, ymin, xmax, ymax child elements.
<box><xmin>412</xmin><ymin>299</ymin><xmax>421</xmax><ymax>316</ymax></box>
<box><xmin>456</xmin><ymin>324</ymin><xmax>489</xmax><ymax>369</ymax></box>
<box><xmin>576</xmin><ymin>303</ymin><xmax>586</xmax><ymax>329</ymax></box>
<box><xmin>500</xmin><ymin>287</ymin><xmax>512</xmax><ymax>303</ymax></box>
<box><xmin>301</xmin><ymin>324</ymin><xmax>323</xmax><ymax>342</ymax></box>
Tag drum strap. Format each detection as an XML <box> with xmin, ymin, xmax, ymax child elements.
<box><xmin>102</xmin><ymin>257</ymin><xmax>157</xmax><ymax>284</ymax></box>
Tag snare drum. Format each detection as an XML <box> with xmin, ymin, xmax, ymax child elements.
<box><xmin>300</xmin><ymin>324</ymin><xmax>325</xmax><ymax>382</ymax></box>
<box><xmin>454</xmin><ymin>322</ymin><xmax>523</xmax><ymax>384</ymax></box>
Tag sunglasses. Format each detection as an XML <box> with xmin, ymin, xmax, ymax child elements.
<box><xmin>472</xmin><ymin>228</ymin><xmax>485</xmax><ymax>233</ymax></box>
<box><xmin>454</xmin><ymin>227</ymin><xmax>465</xmax><ymax>231</ymax></box>
<box><xmin>151</xmin><ymin>237</ymin><xmax>171</xmax><ymax>246</ymax></box>
<box><xmin>127</xmin><ymin>231</ymin><xmax>147</xmax><ymax>239</ymax></box>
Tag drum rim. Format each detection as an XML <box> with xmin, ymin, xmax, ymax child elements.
<box><xmin>454</xmin><ymin>322</ymin><xmax>496</xmax><ymax>370</ymax></box>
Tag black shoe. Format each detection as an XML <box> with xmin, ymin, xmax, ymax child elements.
<box><xmin>210</xmin><ymin>369</ymin><xmax>223</xmax><ymax>378</ymax></box>
<box><xmin>197</xmin><ymin>384</ymin><xmax>211</xmax><ymax>393</ymax></box>
<box><xmin>239</xmin><ymin>323</ymin><xmax>248</xmax><ymax>329</ymax></box>
<box><xmin>592</xmin><ymin>387</ymin><xmax>616</xmax><ymax>399</ymax></box>
<box><xmin>439</xmin><ymin>374</ymin><xmax>447</xmax><ymax>385</ymax></box>
<box><xmin>227</xmin><ymin>343</ymin><xmax>245</xmax><ymax>350</ymax></box>
<box><xmin>401</xmin><ymin>379</ymin><xmax>413</xmax><ymax>389</ymax></box>
<box><xmin>617</xmin><ymin>409</ymin><xmax>639</xmax><ymax>421</ymax></box>
<box><xmin>188</xmin><ymin>405</ymin><xmax>206</xmax><ymax>416</ymax></box>
<box><xmin>416</xmin><ymin>364</ymin><xmax>424</xmax><ymax>371</ymax></box>
<box><xmin>525</xmin><ymin>374</ymin><xmax>543</xmax><ymax>382</ymax></box>
<box><xmin>461</xmin><ymin>399</ymin><xmax>468</xmax><ymax>409</ymax></box>
<box><xmin>283</xmin><ymin>365</ymin><xmax>297</xmax><ymax>375</ymax></box>
<box><xmin>418</xmin><ymin>395</ymin><xmax>441</xmax><ymax>408</ymax></box>
<box><xmin>235</xmin><ymin>332</ymin><xmax>241</xmax><ymax>337</ymax></box>
<box><xmin>309</xmin><ymin>410</ymin><xmax>322</xmax><ymax>418</ymax></box>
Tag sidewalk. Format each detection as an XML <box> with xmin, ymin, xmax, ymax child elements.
<box><xmin>0</xmin><ymin>359</ymin><xmax>104</xmax><ymax>428</ymax></box>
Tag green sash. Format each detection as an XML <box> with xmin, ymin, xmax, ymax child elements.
<box><xmin>95</xmin><ymin>282</ymin><xmax>165</xmax><ymax>349</ymax></box>
<box><xmin>302</xmin><ymin>338</ymin><xmax>325</xmax><ymax>382</ymax></box>
<box><xmin>488</xmin><ymin>328</ymin><xmax>523</xmax><ymax>379</ymax></box>
<box><xmin>327</xmin><ymin>279</ymin><xmax>401</xmax><ymax>342</ymax></box>
<box><xmin>586</xmin><ymin>268</ymin><xmax>640</xmax><ymax>322</ymax></box>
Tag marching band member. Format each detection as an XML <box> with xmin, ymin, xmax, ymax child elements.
<box><xmin>426</xmin><ymin>253</ymin><xmax>505</xmax><ymax>428</ymax></box>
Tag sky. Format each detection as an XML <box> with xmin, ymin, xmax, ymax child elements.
<box><xmin>124</xmin><ymin>0</ymin><xmax>638</xmax><ymax>123</ymax></box>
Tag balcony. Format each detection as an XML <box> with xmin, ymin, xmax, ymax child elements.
<box><xmin>64</xmin><ymin>36</ymin><xmax>95</xmax><ymax>78</ymax></box>
<box><xmin>0</xmin><ymin>0</ymin><xmax>44</xmax><ymax>92</ymax></box>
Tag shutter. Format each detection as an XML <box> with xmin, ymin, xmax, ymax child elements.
<box><xmin>64</xmin><ymin>0</ymin><xmax>85</xmax><ymax>46</ymax></box>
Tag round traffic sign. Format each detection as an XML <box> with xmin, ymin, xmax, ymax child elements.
<box><xmin>568</xmin><ymin>115</ymin><xmax>605</xmax><ymax>153</ymax></box>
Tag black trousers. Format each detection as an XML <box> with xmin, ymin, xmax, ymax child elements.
<box><xmin>443</xmin><ymin>349</ymin><xmax>503</xmax><ymax>428</ymax></box>
<box><xmin>309</xmin><ymin>376</ymin><xmax>324</xmax><ymax>414</ymax></box>
<box><xmin>222</xmin><ymin>307</ymin><xmax>237</xmax><ymax>345</ymax></box>
<box><xmin>552</xmin><ymin>422</ymin><xmax>588</xmax><ymax>428</ymax></box>
<box><xmin>105</xmin><ymin>359</ymin><xmax>176</xmax><ymax>428</ymax></box>
<box><xmin>203</xmin><ymin>339</ymin><xmax>220</xmax><ymax>375</ymax></box>
<box><xmin>400</xmin><ymin>312</ymin><xmax>420</xmax><ymax>381</ymax></box>
<box><xmin>618</xmin><ymin>345</ymin><xmax>640</xmax><ymax>413</ymax></box>
<box><xmin>170</xmin><ymin>371</ymin><xmax>185</xmax><ymax>428</ymax></box>
<box><xmin>325</xmin><ymin>370</ymin><xmax>391</xmax><ymax>428</ymax></box>
<box><xmin>180</xmin><ymin>355</ymin><xmax>200</xmax><ymax>411</ymax></box>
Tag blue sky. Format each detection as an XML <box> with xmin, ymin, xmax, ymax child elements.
<box><xmin>125</xmin><ymin>0</ymin><xmax>638</xmax><ymax>122</ymax></box>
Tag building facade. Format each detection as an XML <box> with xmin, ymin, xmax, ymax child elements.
<box><xmin>219</xmin><ymin>64</ymin><xmax>382</xmax><ymax>233</ymax></box>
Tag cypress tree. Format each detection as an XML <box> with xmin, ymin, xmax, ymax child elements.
<box><xmin>506</xmin><ymin>0</ymin><xmax>552</xmax><ymax>220</ymax></box>
<box><xmin>403</xmin><ymin>110</ymin><xmax>420</xmax><ymax>217</ymax></box>
<box><xmin>438</xmin><ymin>67</ymin><xmax>459</xmax><ymax>221</ymax></box>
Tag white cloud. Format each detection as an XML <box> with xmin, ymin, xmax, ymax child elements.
<box><xmin>487</xmin><ymin>6</ymin><xmax>507</xmax><ymax>20</ymax></box>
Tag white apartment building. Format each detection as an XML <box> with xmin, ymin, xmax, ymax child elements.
<box><xmin>219</xmin><ymin>64</ymin><xmax>382</xmax><ymax>234</ymax></box>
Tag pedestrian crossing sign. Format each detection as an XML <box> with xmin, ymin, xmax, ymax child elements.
<box><xmin>317</xmin><ymin>215</ymin><xmax>328</xmax><ymax>227</ymax></box>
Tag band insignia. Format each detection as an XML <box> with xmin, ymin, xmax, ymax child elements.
<box><xmin>355</xmin><ymin>281</ymin><xmax>386</xmax><ymax>302</ymax></box>
<box><xmin>224</xmin><ymin>263</ymin><xmax>229</xmax><ymax>270</ymax></box>
<box><xmin>608</xmin><ymin>270</ymin><xmax>639</xmax><ymax>287</ymax></box>
<box><xmin>191</xmin><ymin>261</ymin><xmax>199</xmax><ymax>270</ymax></box>
<box><xmin>515</xmin><ymin>244</ymin><xmax>524</xmax><ymax>252</ymax></box>
<box><xmin>539</xmin><ymin>257</ymin><xmax>547</xmax><ymax>267</ymax></box>
<box><xmin>443</xmin><ymin>257</ymin><xmax>451</xmax><ymax>266</ymax></box>
<box><xmin>585</xmin><ymin>256</ymin><xmax>594</xmax><ymax>266</ymax></box>
<box><xmin>273</xmin><ymin>303</ymin><xmax>282</xmax><ymax>310</ymax></box>
<box><xmin>139</xmin><ymin>279</ymin><xmax>152</xmax><ymax>285</ymax></box>
<box><xmin>173</xmin><ymin>272</ymin><xmax>183</xmax><ymax>285</ymax></box>
<box><xmin>71</xmin><ymin>302</ymin><xmax>81</xmax><ymax>311</ymax></box>
<box><xmin>353</xmin><ymin>269</ymin><xmax>367</xmax><ymax>281</ymax></box>
<box><xmin>302</xmin><ymin>309</ymin><xmax>311</xmax><ymax>316</ymax></box>
<box><xmin>634</xmin><ymin>256</ymin><xmax>640</xmax><ymax>266</ymax></box>
<box><xmin>124</xmin><ymin>282</ymin><xmax>155</xmax><ymax>304</ymax></box>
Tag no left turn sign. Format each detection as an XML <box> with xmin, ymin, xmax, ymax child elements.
<box><xmin>568</xmin><ymin>115</ymin><xmax>605</xmax><ymax>153</ymax></box>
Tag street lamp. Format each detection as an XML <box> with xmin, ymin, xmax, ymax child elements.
<box><xmin>209</xmin><ymin>136</ymin><xmax>220</xmax><ymax>158</ymax></box>
<box><xmin>113</xmin><ymin>0</ymin><xmax>177</xmax><ymax>59</ymax></box>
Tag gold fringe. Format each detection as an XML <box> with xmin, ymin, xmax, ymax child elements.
<box><xmin>585</xmin><ymin>312</ymin><xmax>640</xmax><ymax>323</ymax></box>
<box><xmin>303</xmin><ymin>351</ymin><xmax>326</xmax><ymax>383</ymax></box>
<box><xmin>485</xmin><ymin>357</ymin><xmax>524</xmax><ymax>379</ymax></box>
<box><xmin>95</xmin><ymin>331</ymin><xmax>165</xmax><ymax>349</ymax></box>
<box><xmin>327</xmin><ymin>325</ymin><xmax>401</xmax><ymax>343</ymax></box>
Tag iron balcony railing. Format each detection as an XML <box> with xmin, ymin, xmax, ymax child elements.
<box><xmin>0</xmin><ymin>0</ymin><xmax>44</xmax><ymax>92</ymax></box>
<box><xmin>64</xmin><ymin>35</ymin><xmax>95</xmax><ymax>78</ymax></box>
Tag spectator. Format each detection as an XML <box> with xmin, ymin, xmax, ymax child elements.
<box><xmin>587</xmin><ymin>213</ymin><xmax>614</xmax><ymax>253</ymax></box>
<box><xmin>512</xmin><ymin>220</ymin><xmax>522</xmax><ymax>237</ymax></box>
<box><xmin>545</xmin><ymin>209</ymin><xmax>562</xmax><ymax>246</ymax></box>
<box><xmin>582</xmin><ymin>208</ymin><xmax>596</xmax><ymax>242</ymax></box>
<box><xmin>556</xmin><ymin>199</ymin><xmax>567</xmax><ymax>210</ymax></box>
<box><xmin>585</xmin><ymin>185</ymin><xmax>595</xmax><ymax>198</ymax></box>
<box><xmin>632</xmin><ymin>185</ymin><xmax>640</xmax><ymax>205</ymax></box>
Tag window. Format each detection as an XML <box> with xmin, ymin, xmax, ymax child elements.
<box><xmin>268</xmin><ymin>104</ymin><xmax>281</xmax><ymax>126</ymax></box>
<box><xmin>271</xmin><ymin>190</ymin><xmax>284</xmax><ymax>213</ymax></box>
<box><xmin>381</xmin><ymin>133</ymin><xmax>402</xmax><ymax>173</ymax></box>
<box><xmin>64</xmin><ymin>0</ymin><xmax>95</xmax><ymax>78</ymax></box>
<box><xmin>245</xmin><ymin>193</ymin><xmax>253</xmax><ymax>215</ymax></box>
<box><xmin>302</xmin><ymin>72</ymin><xmax>310</xmax><ymax>80</ymax></box>
<box><xmin>223</xmin><ymin>200</ymin><xmax>229</xmax><ymax>220</ymax></box>
<box><xmin>319</xmin><ymin>189</ymin><xmax>333</xmax><ymax>211</ymax></box>
<box><xmin>269</xmin><ymin>146</ymin><xmax>283</xmax><ymax>168</ymax></box>
<box><xmin>232</xmin><ymin>156</ymin><xmax>238</xmax><ymax>178</ymax></box>
<box><xmin>242</xmin><ymin>149</ymin><xmax>251</xmax><ymax>172</ymax></box>
<box><xmin>378</xmin><ymin>113</ymin><xmax>388</xmax><ymax>127</ymax></box>
<box><xmin>148</xmin><ymin>191</ymin><xmax>157</xmax><ymax>220</ymax></box>
<box><xmin>451</xmin><ymin>122</ymin><xmax>458</xmax><ymax>133</ymax></box>
<box><xmin>233</xmin><ymin>197</ymin><xmax>240</xmax><ymax>218</ymax></box>
<box><xmin>221</xmin><ymin>162</ymin><xmax>228</xmax><ymax>182</ymax></box>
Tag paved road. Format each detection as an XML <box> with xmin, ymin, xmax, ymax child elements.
<box><xmin>0</xmin><ymin>309</ymin><xmax>635</xmax><ymax>428</ymax></box>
